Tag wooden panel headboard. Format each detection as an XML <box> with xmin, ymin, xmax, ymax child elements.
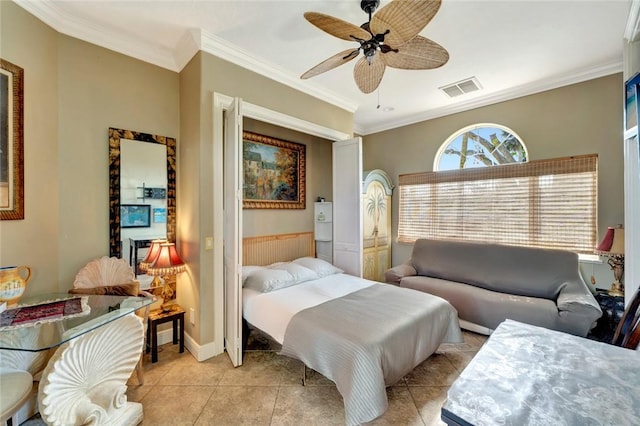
<box><xmin>243</xmin><ymin>232</ymin><xmax>315</xmax><ymax>266</ymax></box>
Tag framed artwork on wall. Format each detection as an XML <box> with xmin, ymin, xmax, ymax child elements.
<box><xmin>153</xmin><ymin>207</ymin><xmax>167</xmax><ymax>223</ymax></box>
<box><xmin>121</xmin><ymin>204</ymin><xmax>151</xmax><ymax>228</ymax></box>
<box><xmin>625</xmin><ymin>72</ymin><xmax>640</xmax><ymax>132</ymax></box>
<box><xmin>0</xmin><ymin>59</ymin><xmax>24</xmax><ymax>220</ymax></box>
<box><xmin>242</xmin><ymin>131</ymin><xmax>306</xmax><ymax>209</ymax></box>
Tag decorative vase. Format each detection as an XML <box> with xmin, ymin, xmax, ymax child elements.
<box><xmin>0</xmin><ymin>265</ymin><xmax>32</xmax><ymax>306</ymax></box>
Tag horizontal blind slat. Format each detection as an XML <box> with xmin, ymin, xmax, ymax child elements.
<box><xmin>398</xmin><ymin>155</ymin><xmax>598</xmax><ymax>253</ymax></box>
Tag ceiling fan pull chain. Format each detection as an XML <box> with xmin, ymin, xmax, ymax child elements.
<box><xmin>377</xmin><ymin>87</ymin><xmax>380</xmax><ymax>109</ymax></box>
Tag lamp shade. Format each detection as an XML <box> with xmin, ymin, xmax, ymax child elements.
<box><xmin>595</xmin><ymin>225</ymin><xmax>625</xmax><ymax>256</ymax></box>
<box><xmin>138</xmin><ymin>239</ymin><xmax>167</xmax><ymax>273</ymax></box>
<box><xmin>147</xmin><ymin>243</ymin><xmax>186</xmax><ymax>276</ymax></box>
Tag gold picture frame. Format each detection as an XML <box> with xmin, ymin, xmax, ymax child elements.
<box><xmin>0</xmin><ymin>59</ymin><xmax>24</xmax><ymax>220</ymax></box>
<box><xmin>242</xmin><ymin>131</ymin><xmax>306</xmax><ymax>209</ymax></box>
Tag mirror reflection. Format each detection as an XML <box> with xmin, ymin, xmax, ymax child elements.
<box><xmin>120</xmin><ymin>139</ymin><xmax>167</xmax><ymax>274</ymax></box>
<box><xmin>108</xmin><ymin>128</ymin><xmax>177</xmax><ymax>283</ymax></box>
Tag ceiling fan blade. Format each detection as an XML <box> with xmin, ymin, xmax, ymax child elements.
<box><xmin>354</xmin><ymin>55</ymin><xmax>386</xmax><ymax>94</ymax></box>
<box><xmin>304</xmin><ymin>12</ymin><xmax>371</xmax><ymax>41</ymax></box>
<box><xmin>381</xmin><ymin>36</ymin><xmax>449</xmax><ymax>69</ymax></box>
<box><xmin>370</xmin><ymin>0</ymin><xmax>442</xmax><ymax>48</ymax></box>
<box><xmin>301</xmin><ymin>49</ymin><xmax>360</xmax><ymax>80</ymax></box>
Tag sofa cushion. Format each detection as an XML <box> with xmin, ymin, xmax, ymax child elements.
<box><xmin>410</xmin><ymin>239</ymin><xmax>579</xmax><ymax>300</ymax></box>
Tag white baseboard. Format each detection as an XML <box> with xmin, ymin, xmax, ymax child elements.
<box><xmin>156</xmin><ymin>329</ymin><xmax>224</xmax><ymax>362</ymax></box>
<box><xmin>459</xmin><ymin>319</ymin><xmax>493</xmax><ymax>335</ymax></box>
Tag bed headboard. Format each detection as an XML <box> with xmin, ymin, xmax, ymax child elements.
<box><xmin>243</xmin><ymin>232</ymin><xmax>315</xmax><ymax>266</ymax></box>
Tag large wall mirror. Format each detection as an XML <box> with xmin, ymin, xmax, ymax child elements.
<box><xmin>108</xmin><ymin>128</ymin><xmax>176</xmax><ymax>263</ymax></box>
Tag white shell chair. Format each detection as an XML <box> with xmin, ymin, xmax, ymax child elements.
<box><xmin>37</xmin><ymin>313</ymin><xmax>145</xmax><ymax>425</ymax></box>
<box><xmin>0</xmin><ymin>368</ymin><xmax>33</xmax><ymax>426</ymax></box>
<box><xmin>71</xmin><ymin>256</ymin><xmax>151</xmax><ymax>385</ymax></box>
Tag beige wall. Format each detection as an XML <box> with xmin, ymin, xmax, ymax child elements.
<box><xmin>0</xmin><ymin>2</ymin><xmax>180</xmax><ymax>296</ymax></box>
<box><xmin>0</xmin><ymin>3</ymin><xmax>59</xmax><ymax>293</ymax></box>
<box><xmin>243</xmin><ymin>118</ymin><xmax>333</xmax><ymax>237</ymax></box>
<box><xmin>363</xmin><ymin>74</ymin><xmax>625</xmax><ymax>277</ymax></box>
<box><xmin>178</xmin><ymin>51</ymin><xmax>353</xmax><ymax>345</ymax></box>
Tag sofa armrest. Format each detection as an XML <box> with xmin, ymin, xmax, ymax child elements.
<box><xmin>556</xmin><ymin>279</ymin><xmax>602</xmax><ymax>335</ymax></box>
<box><xmin>385</xmin><ymin>262</ymin><xmax>417</xmax><ymax>285</ymax></box>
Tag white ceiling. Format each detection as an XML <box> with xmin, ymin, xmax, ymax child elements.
<box><xmin>15</xmin><ymin>0</ymin><xmax>636</xmax><ymax>135</ymax></box>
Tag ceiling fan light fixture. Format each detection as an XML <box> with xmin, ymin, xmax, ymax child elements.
<box><xmin>301</xmin><ymin>0</ymin><xmax>448</xmax><ymax>94</ymax></box>
<box><xmin>361</xmin><ymin>0</ymin><xmax>380</xmax><ymax>16</ymax></box>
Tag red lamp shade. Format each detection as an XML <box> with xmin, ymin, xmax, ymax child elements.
<box><xmin>138</xmin><ymin>239</ymin><xmax>167</xmax><ymax>273</ymax></box>
<box><xmin>595</xmin><ymin>225</ymin><xmax>625</xmax><ymax>256</ymax></box>
<box><xmin>147</xmin><ymin>243</ymin><xmax>186</xmax><ymax>276</ymax></box>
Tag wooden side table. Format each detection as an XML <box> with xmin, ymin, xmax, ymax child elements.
<box><xmin>146</xmin><ymin>305</ymin><xmax>185</xmax><ymax>363</ymax></box>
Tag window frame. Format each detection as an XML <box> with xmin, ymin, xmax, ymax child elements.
<box><xmin>434</xmin><ymin>123</ymin><xmax>529</xmax><ymax>171</ymax></box>
<box><xmin>398</xmin><ymin>154</ymin><xmax>598</xmax><ymax>254</ymax></box>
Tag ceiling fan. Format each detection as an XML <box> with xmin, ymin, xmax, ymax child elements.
<box><xmin>301</xmin><ymin>0</ymin><xmax>449</xmax><ymax>94</ymax></box>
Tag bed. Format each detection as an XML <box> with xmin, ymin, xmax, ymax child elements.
<box><xmin>242</xmin><ymin>232</ymin><xmax>463</xmax><ymax>426</ymax></box>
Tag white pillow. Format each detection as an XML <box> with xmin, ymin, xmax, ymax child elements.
<box><xmin>292</xmin><ymin>257</ymin><xmax>344</xmax><ymax>278</ymax></box>
<box><xmin>241</xmin><ymin>265</ymin><xmax>265</xmax><ymax>285</ymax></box>
<box><xmin>270</xmin><ymin>262</ymin><xmax>319</xmax><ymax>284</ymax></box>
<box><xmin>243</xmin><ymin>268</ymin><xmax>296</xmax><ymax>292</ymax></box>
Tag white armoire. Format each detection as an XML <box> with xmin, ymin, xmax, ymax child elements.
<box><xmin>362</xmin><ymin>170</ymin><xmax>394</xmax><ymax>282</ymax></box>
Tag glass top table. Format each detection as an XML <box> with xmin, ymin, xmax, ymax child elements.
<box><xmin>0</xmin><ymin>293</ymin><xmax>153</xmax><ymax>352</ymax></box>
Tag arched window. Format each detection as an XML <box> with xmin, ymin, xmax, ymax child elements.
<box><xmin>434</xmin><ymin>123</ymin><xmax>528</xmax><ymax>171</ymax></box>
<box><xmin>397</xmin><ymin>124</ymin><xmax>597</xmax><ymax>254</ymax></box>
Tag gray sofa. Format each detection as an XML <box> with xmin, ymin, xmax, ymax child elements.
<box><xmin>385</xmin><ymin>239</ymin><xmax>602</xmax><ymax>337</ymax></box>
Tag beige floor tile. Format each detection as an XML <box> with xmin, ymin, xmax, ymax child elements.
<box><xmin>364</xmin><ymin>386</ymin><xmax>425</xmax><ymax>426</ymax></box>
<box><xmin>218</xmin><ymin>351</ymin><xmax>303</xmax><ymax>386</ymax></box>
<box><xmin>158</xmin><ymin>351</ymin><xmax>232</xmax><ymax>386</ymax></box>
<box><xmin>303</xmin><ymin>366</ymin><xmax>336</xmax><ymax>386</ymax></box>
<box><xmin>438</xmin><ymin>331</ymin><xmax>487</xmax><ymax>353</ymax></box>
<box><xmin>140</xmin><ymin>385</ymin><xmax>215</xmax><ymax>426</ymax></box>
<box><xmin>194</xmin><ymin>386</ymin><xmax>278</xmax><ymax>425</ymax></box>
<box><xmin>270</xmin><ymin>385</ymin><xmax>345</xmax><ymax>426</ymax></box>
<box><xmin>442</xmin><ymin>351</ymin><xmax>477</xmax><ymax>373</ymax></box>
<box><xmin>408</xmin><ymin>386</ymin><xmax>449</xmax><ymax>426</ymax></box>
<box><xmin>405</xmin><ymin>354</ymin><xmax>459</xmax><ymax>386</ymax></box>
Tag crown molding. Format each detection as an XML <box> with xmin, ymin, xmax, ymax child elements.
<box><xmin>197</xmin><ymin>30</ymin><xmax>358</xmax><ymax>114</ymax></box>
<box><xmin>14</xmin><ymin>0</ymin><xmax>182</xmax><ymax>71</ymax></box>
<box><xmin>358</xmin><ymin>60</ymin><xmax>623</xmax><ymax>135</ymax></box>
<box><xmin>625</xmin><ymin>0</ymin><xmax>640</xmax><ymax>42</ymax></box>
<box><xmin>12</xmin><ymin>0</ymin><xmax>628</xmax><ymax>136</ymax></box>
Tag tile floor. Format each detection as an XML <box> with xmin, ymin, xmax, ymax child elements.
<box><xmin>23</xmin><ymin>329</ymin><xmax>486</xmax><ymax>426</ymax></box>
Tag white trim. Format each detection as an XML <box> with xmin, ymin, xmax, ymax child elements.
<box><xmin>624</xmin><ymin>0</ymin><xmax>640</xmax><ymax>42</ymax></box>
<box><xmin>214</xmin><ymin>93</ymin><xmax>350</xmax><ymax>141</ymax></box>
<box><xmin>212</xmin><ymin>93</ymin><xmax>226</xmax><ymax>358</ymax></box>
<box><xmin>212</xmin><ymin>92</ymin><xmax>350</xmax><ymax>361</ymax></box>
<box><xmin>155</xmin><ymin>330</ymin><xmax>219</xmax><ymax>362</ymax></box>
<box><xmin>13</xmin><ymin>0</ymin><xmax>181</xmax><ymax>71</ymax></box>
<box><xmin>357</xmin><ymin>61</ymin><xmax>622</xmax><ymax>135</ymax></box>
<box><xmin>458</xmin><ymin>320</ymin><xmax>493</xmax><ymax>336</ymax></box>
<box><xmin>14</xmin><ymin>0</ymin><xmax>623</xmax><ymax>136</ymax></box>
<box><xmin>433</xmin><ymin>123</ymin><xmax>528</xmax><ymax>171</ymax></box>
<box><xmin>200</xmin><ymin>31</ymin><xmax>357</xmax><ymax>115</ymax></box>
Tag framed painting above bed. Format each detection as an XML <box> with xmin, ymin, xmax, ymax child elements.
<box><xmin>242</xmin><ymin>131</ymin><xmax>305</xmax><ymax>209</ymax></box>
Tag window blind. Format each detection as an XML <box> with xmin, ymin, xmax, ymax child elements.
<box><xmin>398</xmin><ymin>154</ymin><xmax>598</xmax><ymax>253</ymax></box>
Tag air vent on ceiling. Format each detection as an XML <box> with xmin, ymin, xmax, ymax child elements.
<box><xmin>439</xmin><ymin>77</ymin><xmax>482</xmax><ymax>98</ymax></box>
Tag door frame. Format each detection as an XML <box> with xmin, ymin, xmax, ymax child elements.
<box><xmin>212</xmin><ymin>92</ymin><xmax>351</xmax><ymax>355</ymax></box>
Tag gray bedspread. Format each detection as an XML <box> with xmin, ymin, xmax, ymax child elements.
<box><xmin>281</xmin><ymin>283</ymin><xmax>462</xmax><ymax>425</ymax></box>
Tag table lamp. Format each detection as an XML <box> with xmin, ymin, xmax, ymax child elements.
<box><xmin>146</xmin><ymin>242</ymin><xmax>186</xmax><ymax>311</ymax></box>
<box><xmin>138</xmin><ymin>239</ymin><xmax>167</xmax><ymax>276</ymax></box>
<box><xmin>595</xmin><ymin>225</ymin><xmax>625</xmax><ymax>297</ymax></box>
